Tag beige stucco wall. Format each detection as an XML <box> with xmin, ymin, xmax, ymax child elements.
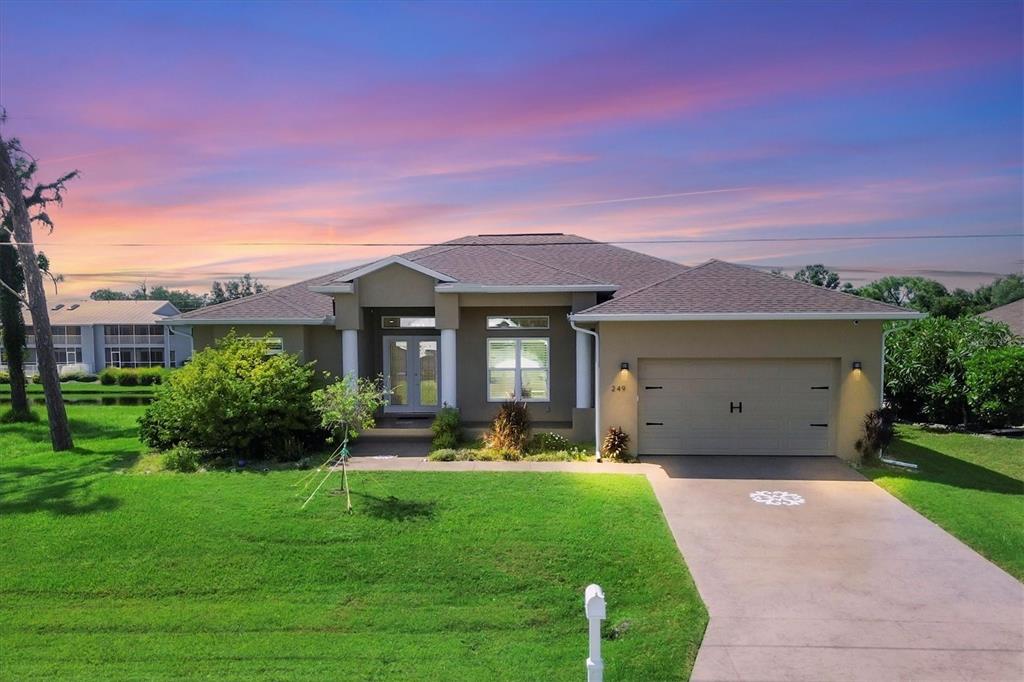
<box><xmin>596</xmin><ymin>320</ymin><xmax>882</xmax><ymax>460</ymax></box>
<box><xmin>358</xmin><ymin>264</ymin><xmax>436</xmax><ymax>307</ymax></box>
<box><xmin>190</xmin><ymin>324</ymin><xmax>340</xmax><ymax>377</ymax></box>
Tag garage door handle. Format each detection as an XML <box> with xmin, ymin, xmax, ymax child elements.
<box><xmin>811</xmin><ymin>386</ymin><xmax>829</xmax><ymax>390</ymax></box>
<box><xmin>644</xmin><ymin>385</ymin><xmax>663</xmax><ymax>390</ymax></box>
<box><xmin>809</xmin><ymin>423</ymin><xmax>828</xmax><ymax>427</ymax></box>
<box><xmin>645</xmin><ymin>421</ymin><xmax>664</xmax><ymax>426</ymax></box>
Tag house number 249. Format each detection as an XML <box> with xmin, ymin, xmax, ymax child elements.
<box><xmin>610</xmin><ymin>385</ymin><xmax>627</xmax><ymax>392</ymax></box>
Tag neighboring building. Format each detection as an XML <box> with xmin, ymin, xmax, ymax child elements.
<box><xmin>166</xmin><ymin>233</ymin><xmax>920</xmax><ymax>460</ymax></box>
<box><xmin>0</xmin><ymin>300</ymin><xmax>192</xmax><ymax>374</ymax></box>
<box><xmin>980</xmin><ymin>299</ymin><xmax>1024</xmax><ymax>338</ymax></box>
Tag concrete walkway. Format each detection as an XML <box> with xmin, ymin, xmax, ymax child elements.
<box><xmin>348</xmin><ymin>455</ymin><xmax>1024</xmax><ymax>681</ymax></box>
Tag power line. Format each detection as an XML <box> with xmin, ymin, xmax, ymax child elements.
<box><xmin>2</xmin><ymin>232</ymin><xmax>1021</xmax><ymax>248</ymax></box>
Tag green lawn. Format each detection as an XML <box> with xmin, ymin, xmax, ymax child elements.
<box><xmin>0</xmin><ymin>406</ymin><xmax>707</xmax><ymax>680</ymax></box>
<box><xmin>0</xmin><ymin>381</ymin><xmax>157</xmax><ymax>394</ymax></box>
<box><xmin>863</xmin><ymin>425</ymin><xmax>1024</xmax><ymax>581</ymax></box>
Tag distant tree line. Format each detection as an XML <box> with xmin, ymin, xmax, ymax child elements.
<box><xmin>90</xmin><ymin>274</ymin><xmax>267</xmax><ymax>312</ymax></box>
<box><xmin>779</xmin><ymin>264</ymin><xmax>1023</xmax><ymax>318</ymax></box>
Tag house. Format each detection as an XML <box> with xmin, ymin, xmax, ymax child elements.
<box><xmin>980</xmin><ymin>299</ymin><xmax>1023</xmax><ymax>338</ymax></box>
<box><xmin>165</xmin><ymin>233</ymin><xmax>920</xmax><ymax>460</ymax></box>
<box><xmin>0</xmin><ymin>300</ymin><xmax>193</xmax><ymax>374</ymax></box>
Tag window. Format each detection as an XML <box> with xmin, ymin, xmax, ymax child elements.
<box><xmin>382</xmin><ymin>316</ymin><xmax>436</xmax><ymax>329</ymax></box>
<box><xmin>264</xmin><ymin>337</ymin><xmax>285</xmax><ymax>355</ymax></box>
<box><xmin>486</xmin><ymin>315</ymin><xmax>549</xmax><ymax>330</ymax></box>
<box><xmin>104</xmin><ymin>347</ymin><xmax>164</xmax><ymax>368</ymax></box>
<box><xmin>486</xmin><ymin>338</ymin><xmax>549</xmax><ymax>402</ymax></box>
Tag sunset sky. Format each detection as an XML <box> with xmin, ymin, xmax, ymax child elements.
<box><xmin>1</xmin><ymin>0</ymin><xmax>1021</xmax><ymax>300</ymax></box>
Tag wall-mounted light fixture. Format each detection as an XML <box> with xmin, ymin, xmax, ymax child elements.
<box><xmin>851</xmin><ymin>361</ymin><xmax>862</xmax><ymax>371</ymax></box>
<box><xmin>620</xmin><ymin>362</ymin><xmax>630</xmax><ymax>371</ymax></box>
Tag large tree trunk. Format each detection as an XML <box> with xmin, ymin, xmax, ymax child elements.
<box><xmin>0</xmin><ymin>228</ymin><xmax>30</xmax><ymax>417</ymax></box>
<box><xmin>0</xmin><ymin>135</ymin><xmax>73</xmax><ymax>450</ymax></box>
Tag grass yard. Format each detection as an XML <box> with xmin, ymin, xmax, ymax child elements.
<box><xmin>0</xmin><ymin>381</ymin><xmax>157</xmax><ymax>394</ymax></box>
<box><xmin>862</xmin><ymin>425</ymin><xmax>1024</xmax><ymax>581</ymax></box>
<box><xmin>0</xmin><ymin>406</ymin><xmax>707</xmax><ymax>681</ymax></box>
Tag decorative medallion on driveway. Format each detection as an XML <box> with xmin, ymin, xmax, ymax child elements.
<box><xmin>749</xmin><ymin>490</ymin><xmax>805</xmax><ymax>506</ymax></box>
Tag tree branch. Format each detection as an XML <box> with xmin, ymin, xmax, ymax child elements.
<box><xmin>0</xmin><ymin>275</ymin><xmax>28</xmax><ymax>306</ymax></box>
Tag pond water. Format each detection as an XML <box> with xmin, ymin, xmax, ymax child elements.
<box><xmin>0</xmin><ymin>396</ymin><xmax>154</xmax><ymax>406</ymax></box>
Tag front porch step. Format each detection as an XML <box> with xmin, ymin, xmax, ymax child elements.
<box><xmin>362</xmin><ymin>427</ymin><xmax>432</xmax><ymax>439</ymax></box>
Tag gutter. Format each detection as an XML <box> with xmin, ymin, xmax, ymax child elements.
<box><xmin>568</xmin><ymin>315</ymin><xmax>602</xmax><ymax>462</ymax></box>
<box><xmin>571</xmin><ymin>311</ymin><xmax>926</xmax><ymax>322</ymax></box>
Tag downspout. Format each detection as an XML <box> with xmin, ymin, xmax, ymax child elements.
<box><xmin>568</xmin><ymin>315</ymin><xmax>601</xmax><ymax>462</ymax></box>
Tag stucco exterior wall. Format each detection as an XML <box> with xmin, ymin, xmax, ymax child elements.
<box><xmin>457</xmin><ymin>306</ymin><xmax>575</xmax><ymax>424</ymax></box>
<box><xmin>596</xmin><ymin>320</ymin><xmax>882</xmax><ymax>460</ymax></box>
<box><xmin>358</xmin><ymin>264</ymin><xmax>436</xmax><ymax>307</ymax></box>
<box><xmin>190</xmin><ymin>324</ymin><xmax>332</xmax><ymax>367</ymax></box>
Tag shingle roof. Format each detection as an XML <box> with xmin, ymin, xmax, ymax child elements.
<box><xmin>573</xmin><ymin>260</ymin><xmax>922</xmax><ymax>319</ymax></box>
<box><xmin>981</xmin><ymin>299</ymin><xmax>1023</xmax><ymax>336</ymax></box>
<box><xmin>173</xmin><ymin>233</ymin><xmax>687</xmax><ymax>321</ymax></box>
<box><xmin>324</xmin><ymin>233</ymin><xmax>684</xmax><ymax>289</ymax></box>
<box><xmin>173</xmin><ymin>269</ymin><xmax>342</xmax><ymax>321</ymax></box>
<box><xmin>22</xmin><ymin>300</ymin><xmax>181</xmax><ymax>325</ymax></box>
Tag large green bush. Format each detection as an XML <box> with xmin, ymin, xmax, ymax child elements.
<box><xmin>965</xmin><ymin>347</ymin><xmax>1024</xmax><ymax>427</ymax></box>
<box><xmin>885</xmin><ymin>316</ymin><xmax>1017</xmax><ymax>425</ymax></box>
<box><xmin>139</xmin><ymin>333</ymin><xmax>318</xmax><ymax>458</ymax></box>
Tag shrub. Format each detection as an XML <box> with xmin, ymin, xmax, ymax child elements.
<box><xmin>483</xmin><ymin>400</ymin><xmax>530</xmax><ymax>455</ymax></box>
<box><xmin>99</xmin><ymin>368</ymin><xmax>120</xmax><ymax>385</ymax></box>
<box><xmin>854</xmin><ymin>408</ymin><xmax>896</xmax><ymax>463</ymax></box>
<box><xmin>602</xmin><ymin>426</ymin><xmax>632</xmax><ymax>461</ymax></box>
<box><xmin>77</xmin><ymin>373</ymin><xmax>99</xmax><ymax>383</ymax></box>
<box><xmin>429</xmin><ymin>448</ymin><xmax>458</xmax><ymax>461</ymax></box>
<box><xmin>529</xmin><ymin>431</ymin><xmax>570</xmax><ymax>453</ymax></box>
<box><xmin>966</xmin><ymin>347</ymin><xmax>1024</xmax><ymax>427</ymax></box>
<box><xmin>116</xmin><ymin>370</ymin><xmax>139</xmax><ymax>386</ymax></box>
<box><xmin>139</xmin><ymin>332</ymin><xmax>318</xmax><ymax>458</ymax></box>
<box><xmin>163</xmin><ymin>444</ymin><xmax>205</xmax><ymax>472</ymax></box>
<box><xmin>58</xmin><ymin>369</ymin><xmax>98</xmax><ymax>383</ymax></box>
<box><xmin>137</xmin><ymin>368</ymin><xmax>165</xmax><ymax>386</ymax></box>
<box><xmin>885</xmin><ymin>316</ymin><xmax>1016</xmax><ymax>425</ymax></box>
<box><xmin>431</xmin><ymin>406</ymin><xmax>462</xmax><ymax>449</ymax></box>
<box><xmin>31</xmin><ymin>373</ymin><xmax>43</xmax><ymax>384</ymax></box>
<box><xmin>0</xmin><ymin>370</ymin><xmax>10</xmax><ymax>384</ymax></box>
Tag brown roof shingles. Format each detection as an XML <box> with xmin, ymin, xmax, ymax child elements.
<box><xmin>172</xmin><ymin>233</ymin><xmax>688</xmax><ymax>321</ymax></box>
<box><xmin>981</xmin><ymin>299</ymin><xmax>1024</xmax><ymax>336</ymax></box>
<box><xmin>574</xmin><ymin>260</ymin><xmax>918</xmax><ymax>317</ymax></box>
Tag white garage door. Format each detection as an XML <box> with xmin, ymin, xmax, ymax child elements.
<box><xmin>638</xmin><ymin>359</ymin><xmax>835</xmax><ymax>456</ymax></box>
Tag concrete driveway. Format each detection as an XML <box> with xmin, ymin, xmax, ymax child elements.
<box><xmin>642</xmin><ymin>456</ymin><xmax>1024</xmax><ymax>681</ymax></box>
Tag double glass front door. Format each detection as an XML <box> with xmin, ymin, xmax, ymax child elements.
<box><xmin>383</xmin><ymin>336</ymin><xmax>439</xmax><ymax>413</ymax></box>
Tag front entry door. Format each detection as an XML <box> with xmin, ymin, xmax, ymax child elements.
<box><xmin>383</xmin><ymin>336</ymin><xmax>439</xmax><ymax>413</ymax></box>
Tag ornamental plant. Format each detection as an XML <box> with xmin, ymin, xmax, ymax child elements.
<box><xmin>602</xmin><ymin>426</ymin><xmax>632</xmax><ymax>461</ymax></box>
<box><xmin>139</xmin><ymin>332</ymin><xmax>317</xmax><ymax>458</ymax></box>
<box><xmin>483</xmin><ymin>400</ymin><xmax>530</xmax><ymax>458</ymax></box>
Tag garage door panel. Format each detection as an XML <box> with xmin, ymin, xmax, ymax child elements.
<box><xmin>637</xmin><ymin>358</ymin><xmax>834</xmax><ymax>456</ymax></box>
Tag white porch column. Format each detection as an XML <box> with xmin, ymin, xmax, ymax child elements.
<box><xmin>440</xmin><ymin>328</ymin><xmax>457</xmax><ymax>407</ymax></box>
<box><xmin>341</xmin><ymin>329</ymin><xmax>358</xmax><ymax>379</ymax></box>
<box><xmin>575</xmin><ymin>330</ymin><xmax>592</xmax><ymax>408</ymax></box>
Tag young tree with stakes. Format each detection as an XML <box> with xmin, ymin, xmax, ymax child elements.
<box><xmin>0</xmin><ymin>124</ymin><xmax>76</xmax><ymax>448</ymax></box>
<box><xmin>304</xmin><ymin>375</ymin><xmax>391</xmax><ymax>512</ymax></box>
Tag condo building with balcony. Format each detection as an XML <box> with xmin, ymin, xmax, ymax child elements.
<box><xmin>0</xmin><ymin>300</ymin><xmax>192</xmax><ymax>374</ymax></box>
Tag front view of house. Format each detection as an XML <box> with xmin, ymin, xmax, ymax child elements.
<box><xmin>167</xmin><ymin>234</ymin><xmax>920</xmax><ymax>459</ymax></box>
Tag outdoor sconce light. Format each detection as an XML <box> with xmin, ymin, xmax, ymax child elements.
<box><xmin>851</xmin><ymin>361</ymin><xmax>862</xmax><ymax>371</ymax></box>
<box><xmin>620</xmin><ymin>362</ymin><xmax>630</xmax><ymax>371</ymax></box>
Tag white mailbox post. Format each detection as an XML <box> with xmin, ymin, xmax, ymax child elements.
<box><xmin>584</xmin><ymin>584</ymin><xmax>606</xmax><ymax>682</ymax></box>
